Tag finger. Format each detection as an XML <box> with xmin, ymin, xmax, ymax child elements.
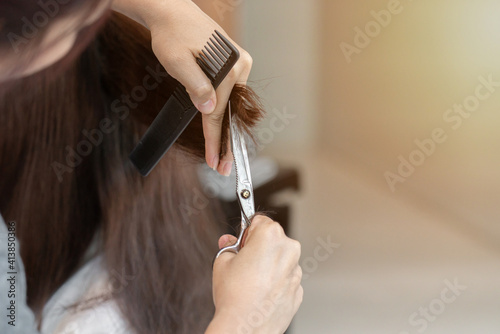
<box><xmin>240</xmin><ymin>224</ymin><xmax>250</xmax><ymax>248</ymax></box>
<box><xmin>289</xmin><ymin>239</ymin><xmax>302</xmax><ymax>263</ymax></box>
<box><xmin>244</xmin><ymin>215</ymin><xmax>279</xmax><ymax>246</ymax></box>
<box><xmin>218</xmin><ymin>234</ymin><xmax>238</xmax><ymax>249</ymax></box>
<box><xmin>216</xmin><ymin>126</ymin><xmax>233</xmax><ymax>176</ymax></box>
<box><xmin>204</xmin><ymin>48</ymin><xmax>252</xmax><ymax>174</ymax></box>
<box><xmin>163</xmin><ymin>50</ymin><xmax>217</xmax><ymax>114</ymax></box>
<box><xmin>246</xmin><ymin>215</ymin><xmax>274</xmax><ymax>233</ymax></box>
<box><xmin>293</xmin><ymin>285</ymin><xmax>304</xmax><ymax>314</ymax></box>
<box><xmin>202</xmin><ymin>110</ymin><xmax>224</xmax><ymax>172</ymax></box>
<box><xmin>234</xmin><ymin>49</ymin><xmax>253</xmax><ymax>85</ymax></box>
<box><xmin>202</xmin><ymin>74</ymin><xmax>233</xmax><ymax>173</ymax></box>
<box><xmin>290</xmin><ymin>265</ymin><xmax>303</xmax><ymax>288</ymax></box>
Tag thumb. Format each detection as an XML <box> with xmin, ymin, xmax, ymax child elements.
<box><xmin>168</xmin><ymin>57</ymin><xmax>217</xmax><ymax>114</ymax></box>
<box><xmin>218</xmin><ymin>234</ymin><xmax>238</xmax><ymax>249</ymax></box>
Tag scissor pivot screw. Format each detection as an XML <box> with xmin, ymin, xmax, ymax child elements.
<box><xmin>241</xmin><ymin>189</ymin><xmax>251</xmax><ymax>199</ymax></box>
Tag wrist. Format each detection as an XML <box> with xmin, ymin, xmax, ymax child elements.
<box><xmin>205</xmin><ymin>313</ymin><xmax>233</xmax><ymax>334</ymax></box>
<box><xmin>206</xmin><ymin>308</ymin><xmax>251</xmax><ymax>334</ymax></box>
<box><xmin>112</xmin><ymin>0</ymin><xmax>178</xmax><ymax>29</ymax></box>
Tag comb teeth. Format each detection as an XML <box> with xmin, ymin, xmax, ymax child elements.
<box><xmin>213</xmin><ymin>31</ymin><xmax>232</xmax><ymax>54</ymax></box>
<box><xmin>199</xmin><ymin>50</ymin><xmax>219</xmax><ymax>75</ymax></box>
<box><xmin>205</xmin><ymin>45</ymin><xmax>224</xmax><ymax>68</ymax></box>
<box><xmin>178</xmin><ymin>30</ymin><xmax>239</xmax><ymax>108</ymax></box>
<box><xmin>197</xmin><ymin>31</ymin><xmax>238</xmax><ymax>85</ymax></box>
<box><xmin>209</xmin><ymin>37</ymin><xmax>229</xmax><ymax>60</ymax></box>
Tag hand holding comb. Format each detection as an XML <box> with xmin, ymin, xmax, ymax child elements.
<box><xmin>129</xmin><ymin>30</ymin><xmax>240</xmax><ymax>176</ymax></box>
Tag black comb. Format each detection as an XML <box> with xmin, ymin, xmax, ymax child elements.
<box><xmin>129</xmin><ymin>30</ymin><xmax>240</xmax><ymax>176</ymax></box>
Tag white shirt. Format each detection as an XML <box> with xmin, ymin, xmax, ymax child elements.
<box><xmin>41</xmin><ymin>256</ymin><xmax>131</xmax><ymax>334</ymax></box>
<box><xmin>0</xmin><ymin>215</ymin><xmax>38</xmax><ymax>334</ymax></box>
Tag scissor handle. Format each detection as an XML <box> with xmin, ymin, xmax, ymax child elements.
<box><xmin>214</xmin><ymin>217</ymin><xmax>250</xmax><ymax>260</ymax></box>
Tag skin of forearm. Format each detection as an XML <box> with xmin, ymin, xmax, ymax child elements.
<box><xmin>113</xmin><ymin>0</ymin><xmax>238</xmax><ymax>35</ymax></box>
<box><xmin>192</xmin><ymin>0</ymin><xmax>238</xmax><ymax>35</ymax></box>
<box><xmin>112</xmin><ymin>0</ymin><xmax>174</xmax><ymax>28</ymax></box>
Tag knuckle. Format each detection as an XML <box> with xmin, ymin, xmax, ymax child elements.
<box><xmin>290</xmin><ymin>239</ymin><xmax>302</xmax><ymax>257</ymax></box>
<box><xmin>191</xmin><ymin>83</ymin><xmax>213</xmax><ymax>100</ymax></box>
<box><xmin>248</xmin><ymin>215</ymin><xmax>276</xmax><ymax>237</ymax></box>
<box><xmin>205</xmin><ymin>112</ymin><xmax>224</xmax><ymax>127</ymax></box>
<box><xmin>228</xmin><ymin>52</ymin><xmax>251</xmax><ymax>81</ymax></box>
<box><xmin>297</xmin><ymin>265</ymin><xmax>303</xmax><ymax>280</ymax></box>
<box><xmin>250</xmin><ymin>214</ymin><xmax>271</xmax><ymax>226</ymax></box>
<box><xmin>240</xmin><ymin>50</ymin><xmax>253</xmax><ymax>68</ymax></box>
<box><xmin>292</xmin><ymin>266</ymin><xmax>302</xmax><ymax>285</ymax></box>
<box><xmin>267</xmin><ymin>222</ymin><xmax>285</xmax><ymax>238</ymax></box>
<box><xmin>297</xmin><ymin>285</ymin><xmax>304</xmax><ymax>303</ymax></box>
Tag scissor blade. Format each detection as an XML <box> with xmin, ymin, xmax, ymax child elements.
<box><xmin>229</xmin><ymin>103</ymin><xmax>255</xmax><ymax>220</ymax></box>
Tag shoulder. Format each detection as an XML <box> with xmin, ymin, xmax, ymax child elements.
<box><xmin>41</xmin><ymin>256</ymin><xmax>131</xmax><ymax>334</ymax></box>
<box><xmin>51</xmin><ymin>298</ymin><xmax>129</xmax><ymax>334</ymax></box>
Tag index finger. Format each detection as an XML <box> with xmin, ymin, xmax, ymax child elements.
<box><xmin>164</xmin><ymin>51</ymin><xmax>218</xmax><ymax>114</ymax></box>
<box><xmin>205</xmin><ymin>51</ymin><xmax>252</xmax><ymax>174</ymax></box>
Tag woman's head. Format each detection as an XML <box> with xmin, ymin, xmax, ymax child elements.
<box><xmin>0</xmin><ymin>0</ymin><xmax>111</xmax><ymax>82</ymax></box>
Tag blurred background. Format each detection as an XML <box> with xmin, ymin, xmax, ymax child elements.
<box><xmin>203</xmin><ymin>0</ymin><xmax>500</xmax><ymax>333</ymax></box>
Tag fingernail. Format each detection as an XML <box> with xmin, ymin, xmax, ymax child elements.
<box><xmin>197</xmin><ymin>98</ymin><xmax>215</xmax><ymax>114</ymax></box>
<box><xmin>222</xmin><ymin>161</ymin><xmax>232</xmax><ymax>177</ymax></box>
<box><xmin>211</xmin><ymin>155</ymin><xmax>219</xmax><ymax>171</ymax></box>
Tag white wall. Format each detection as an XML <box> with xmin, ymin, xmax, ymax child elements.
<box><xmin>241</xmin><ymin>0</ymin><xmax>321</xmax><ymax>153</ymax></box>
<box><xmin>319</xmin><ymin>0</ymin><xmax>500</xmax><ymax>240</ymax></box>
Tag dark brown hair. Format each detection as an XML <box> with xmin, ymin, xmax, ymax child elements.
<box><xmin>0</xmin><ymin>0</ymin><xmax>108</xmax><ymax>82</ymax></box>
<box><xmin>0</xmin><ymin>12</ymin><xmax>263</xmax><ymax>333</ymax></box>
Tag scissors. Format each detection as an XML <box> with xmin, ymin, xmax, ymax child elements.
<box><xmin>215</xmin><ymin>101</ymin><xmax>255</xmax><ymax>259</ymax></box>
